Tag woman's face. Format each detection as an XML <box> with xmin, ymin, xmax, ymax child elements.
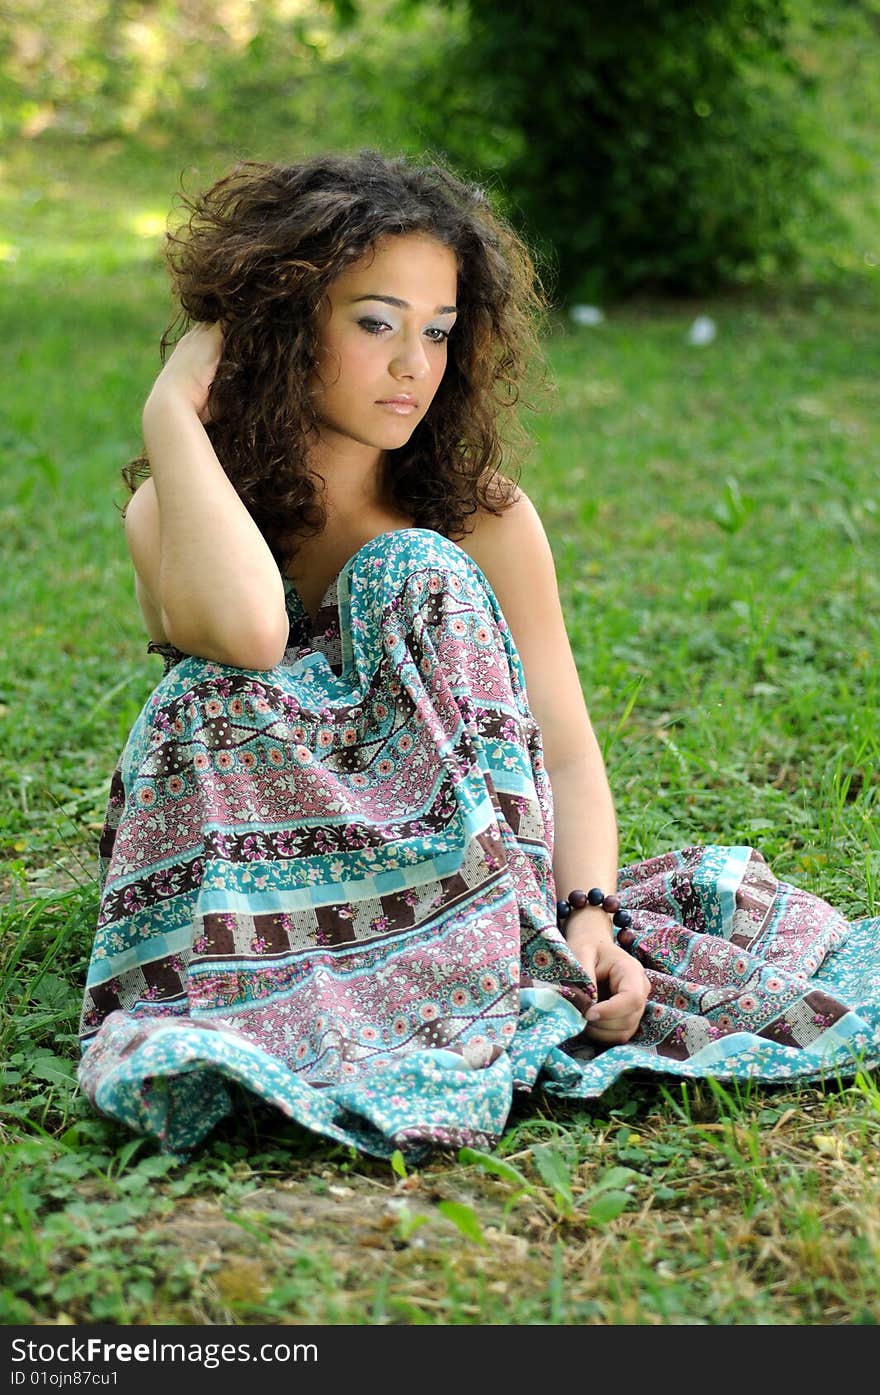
<box><xmin>311</xmin><ymin>233</ymin><xmax>458</xmax><ymax>456</ymax></box>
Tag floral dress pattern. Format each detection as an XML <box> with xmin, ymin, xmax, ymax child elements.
<box><xmin>78</xmin><ymin>529</ymin><xmax>880</xmax><ymax>1157</ymax></box>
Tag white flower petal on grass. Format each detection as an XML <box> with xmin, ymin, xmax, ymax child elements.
<box><xmin>687</xmin><ymin>315</ymin><xmax>717</xmax><ymax>346</ymax></box>
<box><xmin>569</xmin><ymin>304</ymin><xmax>605</xmax><ymax>326</ymax></box>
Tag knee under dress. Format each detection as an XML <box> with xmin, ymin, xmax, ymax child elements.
<box><xmin>78</xmin><ymin>528</ymin><xmax>880</xmax><ymax>1157</ymax></box>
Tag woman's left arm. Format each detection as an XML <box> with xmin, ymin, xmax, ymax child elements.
<box><xmin>461</xmin><ymin>491</ymin><xmax>650</xmax><ymax>1044</ymax></box>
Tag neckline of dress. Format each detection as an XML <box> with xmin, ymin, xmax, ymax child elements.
<box><xmin>283</xmin><ymin>526</ymin><xmax>424</xmax><ymax>629</ymax></box>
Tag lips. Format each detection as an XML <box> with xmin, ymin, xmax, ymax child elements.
<box><xmin>376</xmin><ymin>395</ymin><xmax>420</xmax><ymax>416</ymax></box>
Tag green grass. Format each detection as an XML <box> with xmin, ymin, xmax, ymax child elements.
<box><xmin>1</xmin><ymin>134</ymin><xmax>879</xmax><ymax>1325</ymax></box>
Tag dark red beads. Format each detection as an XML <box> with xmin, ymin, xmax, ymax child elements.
<box><xmin>557</xmin><ymin>885</ymin><xmax>633</xmax><ymax>936</ymax></box>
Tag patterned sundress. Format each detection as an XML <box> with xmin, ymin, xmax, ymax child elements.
<box><xmin>78</xmin><ymin>528</ymin><xmax>880</xmax><ymax>1157</ymax></box>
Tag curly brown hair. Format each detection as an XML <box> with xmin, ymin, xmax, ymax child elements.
<box><xmin>125</xmin><ymin>150</ymin><xmax>548</xmax><ymax>566</ymax></box>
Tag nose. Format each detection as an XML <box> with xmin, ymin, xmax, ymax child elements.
<box><xmin>389</xmin><ymin>334</ymin><xmax>430</xmax><ymax>381</ymax></box>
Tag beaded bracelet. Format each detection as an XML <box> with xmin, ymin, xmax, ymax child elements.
<box><xmin>556</xmin><ymin>886</ymin><xmax>633</xmax><ymax>935</ymax></box>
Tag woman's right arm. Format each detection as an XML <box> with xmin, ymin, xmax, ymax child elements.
<box><xmin>125</xmin><ymin>324</ymin><xmax>289</xmax><ymax>670</ymax></box>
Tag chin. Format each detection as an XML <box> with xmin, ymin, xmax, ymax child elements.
<box><xmin>363</xmin><ymin>420</ymin><xmax>423</xmax><ymax>449</ymax></box>
<box><xmin>381</xmin><ymin>423</ymin><xmax>421</xmax><ymax>446</ymax></box>
<box><xmin>321</xmin><ymin>412</ymin><xmax>426</xmax><ymax>452</ymax></box>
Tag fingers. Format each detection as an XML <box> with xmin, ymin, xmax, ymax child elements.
<box><xmin>179</xmin><ymin>322</ymin><xmax>224</xmax><ymax>370</ymax></box>
<box><xmin>585</xmin><ymin>1006</ymin><xmax>645</xmax><ymax>1045</ymax></box>
<box><xmin>154</xmin><ymin>324</ymin><xmax>224</xmax><ymax>421</ymax></box>
<box><xmin>585</xmin><ymin>956</ymin><xmax>651</xmax><ymax>1045</ymax></box>
<box><xmin>568</xmin><ymin>934</ymin><xmax>651</xmax><ymax>1045</ymax></box>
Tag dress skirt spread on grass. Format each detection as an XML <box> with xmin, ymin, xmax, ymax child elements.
<box><xmin>78</xmin><ymin>529</ymin><xmax>880</xmax><ymax>1158</ymax></box>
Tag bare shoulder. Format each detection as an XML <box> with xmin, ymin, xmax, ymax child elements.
<box><xmin>123</xmin><ymin>476</ymin><xmax>161</xmax><ymax>598</ymax></box>
<box><xmin>456</xmin><ymin>487</ymin><xmax>556</xmax><ymax>590</ymax></box>
<box><xmin>123</xmin><ymin>475</ymin><xmax>159</xmax><ymax>556</ymax></box>
<box><xmin>121</xmin><ymin>477</ymin><xmax>166</xmax><ymax>640</ymax></box>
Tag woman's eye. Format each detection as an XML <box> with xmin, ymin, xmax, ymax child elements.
<box><xmin>357</xmin><ymin>317</ymin><xmax>450</xmax><ymax>342</ymax></box>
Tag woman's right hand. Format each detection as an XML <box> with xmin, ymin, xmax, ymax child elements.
<box><xmin>146</xmin><ymin>322</ymin><xmax>224</xmax><ymax>424</ymax></box>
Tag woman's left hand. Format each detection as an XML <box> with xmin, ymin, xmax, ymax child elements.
<box><xmin>567</xmin><ymin>927</ymin><xmax>651</xmax><ymax>1045</ymax></box>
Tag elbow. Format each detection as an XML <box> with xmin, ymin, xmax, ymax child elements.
<box><xmin>221</xmin><ymin>631</ymin><xmax>289</xmax><ymax>672</ymax></box>
<box><xmin>543</xmin><ymin>743</ymin><xmax>596</xmax><ymax>782</ymax></box>
<box><xmin>162</xmin><ymin>609</ymin><xmax>289</xmax><ymax>672</ymax></box>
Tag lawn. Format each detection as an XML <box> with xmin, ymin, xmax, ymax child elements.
<box><xmin>0</xmin><ymin>137</ymin><xmax>878</xmax><ymax>1325</ymax></box>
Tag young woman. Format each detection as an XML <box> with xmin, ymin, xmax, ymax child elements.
<box><xmin>78</xmin><ymin>152</ymin><xmax>879</xmax><ymax>1158</ymax></box>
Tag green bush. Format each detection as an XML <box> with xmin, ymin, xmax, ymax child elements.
<box><xmin>436</xmin><ymin>0</ymin><xmax>832</xmax><ymax>300</ymax></box>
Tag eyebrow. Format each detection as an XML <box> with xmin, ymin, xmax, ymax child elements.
<box><xmin>349</xmin><ymin>294</ymin><xmax>458</xmax><ymax>315</ymax></box>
